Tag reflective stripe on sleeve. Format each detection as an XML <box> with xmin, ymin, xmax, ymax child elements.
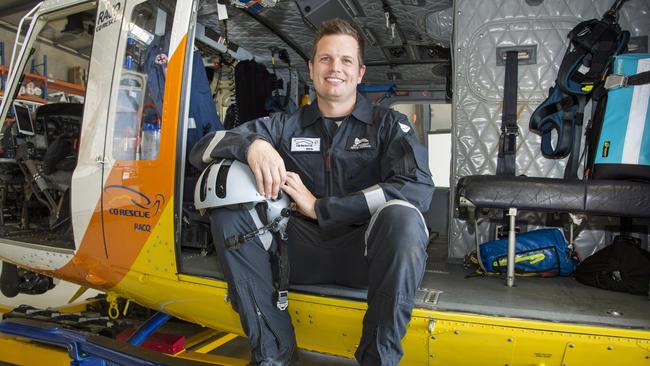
<box><xmin>202</xmin><ymin>130</ymin><xmax>227</xmax><ymax>163</ymax></box>
<box><xmin>362</xmin><ymin>184</ymin><xmax>386</xmax><ymax>215</ymax></box>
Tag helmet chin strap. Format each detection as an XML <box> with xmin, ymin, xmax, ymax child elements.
<box><xmin>224</xmin><ymin>205</ymin><xmax>293</xmax><ymax>311</ymax></box>
<box><xmin>225</xmin><ymin>208</ymin><xmax>291</xmax><ymax>250</ymax></box>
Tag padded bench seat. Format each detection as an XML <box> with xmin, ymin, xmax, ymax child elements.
<box><xmin>456</xmin><ymin>175</ymin><xmax>650</xmax><ymax>287</ymax></box>
<box><xmin>457</xmin><ymin>175</ymin><xmax>650</xmax><ymax>218</ymax></box>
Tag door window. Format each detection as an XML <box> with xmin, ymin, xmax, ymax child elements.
<box><xmin>392</xmin><ymin>102</ymin><xmax>452</xmax><ymax>187</ymax></box>
<box><xmin>112</xmin><ymin>0</ymin><xmax>176</xmax><ymax>160</ymax></box>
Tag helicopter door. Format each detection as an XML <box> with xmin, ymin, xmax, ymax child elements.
<box><xmin>67</xmin><ymin>0</ymin><xmax>127</xmax><ymax>264</ymax></box>
<box><xmin>97</xmin><ymin>0</ymin><xmax>184</xmax><ymax>272</ymax></box>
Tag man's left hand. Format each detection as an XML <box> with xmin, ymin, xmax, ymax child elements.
<box><xmin>282</xmin><ymin>172</ymin><xmax>317</xmax><ymax>220</ymax></box>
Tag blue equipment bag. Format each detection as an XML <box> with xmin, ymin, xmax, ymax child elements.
<box><xmin>479</xmin><ymin>229</ymin><xmax>577</xmax><ymax>276</ymax></box>
<box><xmin>592</xmin><ymin>54</ymin><xmax>650</xmax><ymax>181</ymax></box>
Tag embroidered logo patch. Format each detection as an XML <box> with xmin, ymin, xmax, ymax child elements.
<box><xmin>399</xmin><ymin>123</ymin><xmax>411</xmax><ymax>133</ymax></box>
<box><xmin>291</xmin><ymin>137</ymin><xmax>320</xmax><ymax>152</ymax></box>
<box><xmin>349</xmin><ymin>137</ymin><xmax>372</xmax><ymax>150</ymax></box>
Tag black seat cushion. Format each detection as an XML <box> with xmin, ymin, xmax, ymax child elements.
<box><xmin>457</xmin><ymin>175</ymin><xmax>584</xmax><ymax>213</ymax></box>
<box><xmin>456</xmin><ymin>175</ymin><xmax>650</xmax><ymax>218</ymax></box>
<box><xmin>585</xmin><ymin>179</ymin><xmax>650</xmax><ymax>218</ymax></box>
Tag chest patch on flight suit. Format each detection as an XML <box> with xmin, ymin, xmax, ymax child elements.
<box><xmin>348</xmin><ymin>137</ymin><xmax>373</xmax><ymax>150</ymax></box>
<box><xmin>291</xmin><ymin>137</ymin><xmax>321</xmax><ymax>152</ymax></box>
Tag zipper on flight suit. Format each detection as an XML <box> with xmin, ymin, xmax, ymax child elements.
<box><xmin>325</xmin><ymin>149</ymin><xmax>332</xmax><ymax>198</ymax></box>
<box><xmin>320</xmin><ymin>119</ymin><xmax>332</xmax><ymax>197</ymax></box>
<box><xmin>321</xmin><ymin>116</ymin><xmax>344</xmax><ymax>197</ymax></box>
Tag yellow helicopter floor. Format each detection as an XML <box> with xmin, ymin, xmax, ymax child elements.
<box><xmin>2</xmin><ymin>289</ymin><xmax>650</xmax><ymax>366</ymax></box>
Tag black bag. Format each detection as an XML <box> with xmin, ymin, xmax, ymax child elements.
<box><xmin>574</xmin><ymin>235</ymin><xmax>650</xmax><ymax>295</ymax></box>
<box><xmin>234</xmin><ymin>60</ymin><xmax>274</xmax><ymax>123</ymax></box>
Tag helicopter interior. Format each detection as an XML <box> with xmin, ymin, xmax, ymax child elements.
<box><xmin>0</xmin><ymin>0</ymin><xmax>648</xmax><ymax>332</ymax></box>
<box><xmin>175</xmin><ymin>0</ymin><xmax>650</xmax><ymax>332</ymax></box>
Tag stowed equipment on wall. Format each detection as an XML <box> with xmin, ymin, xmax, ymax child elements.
<box><xmin>455</xmin><ymin>0</ymin><xmax>650</xmax><ymax>288</ymax></box>
<box><xmin>529</xmin><ymin>0</ymin><xmax>630</xmax><ymax>180</ymax></box>
<box><xmin>586</xmin><ymin>53</ymin><xmax>650</xmax><ymax>181</ymax></box>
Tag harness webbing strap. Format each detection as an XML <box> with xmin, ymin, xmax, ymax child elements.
<box><xmin>564</xmin><ymin>96</ymin><xmax>587</xmax><ymax>180</ymax></box>
<box><xmin>530</xmin><ymin>94</ymin><xmax>574</xmax><ymax>129</ymax></box>
<box><xmin>224</xmin><ymin>204</ymin><xmax>291</xmax><ymax>311</ymax></box>
<box><xmin>497</xmin><ymin>51</ymin><xmax>519</xmax><ymax>176</ymax></box>
<box><xmin>275</xmin><ymin>239</ymin><xmax>290</xmax><ymax>311</ymax></box>
<box><xmin>529</xmin><ymin>0</ymin><xmax>630</xmax><ymax>179</ymax></box>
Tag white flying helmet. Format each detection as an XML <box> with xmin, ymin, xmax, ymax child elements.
<box><xmin>195</xmin><ymin>159</ymin><xmax>291</xmax><ymax>239</ymax></box>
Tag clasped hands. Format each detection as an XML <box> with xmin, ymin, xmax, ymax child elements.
<box><xmin>247</xmin><ymin>139</ymin><xmax>317</xmax><ymax>220</ymax></box>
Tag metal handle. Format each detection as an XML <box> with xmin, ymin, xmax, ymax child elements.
<box><xmin>95</xmin><ymin>155</ymin><xmax>105</xmax><ymax>166</ymax></box>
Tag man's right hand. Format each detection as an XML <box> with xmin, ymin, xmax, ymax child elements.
<box><xmin>247</xmin><ymin>139</ymin><xmax>287</xmax><ymax>199</ymax></box>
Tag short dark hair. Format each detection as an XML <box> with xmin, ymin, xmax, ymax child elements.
<box><xmin>312</xmin><ymin>18</ymin><xmax>365</xmax><ymax>66</ymax></box>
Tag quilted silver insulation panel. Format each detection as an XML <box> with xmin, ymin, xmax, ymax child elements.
<box><xmin>450</xmin><ymin>0</ymin><xmax>650</xmax><ymax>259</ymax></box>
<box><xmin>354</xmin><ymin>0</ymin><xmax>452</xmax><ymax>48</ymax></box>
<box><xmin>425</xmin><ymin>7</ymin><xmax>453</xmax><ymax>47</ymax></box>
<box><xmin>198</xmin><ymin>1</ymin><xmax>314</xmax><ymax>73</ymax></box>
<box><xmin>198</xmin><ymin>0</ymin><xmax>453</xmax><ymax>85</ymax></box>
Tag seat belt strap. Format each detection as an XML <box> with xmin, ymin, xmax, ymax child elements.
<box><xmin>497</xmin><ymin>51</ymin><xmax>519</xmax><ymax>176</ymax></box>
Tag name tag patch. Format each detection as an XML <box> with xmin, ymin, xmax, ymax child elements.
<box><xmin>349</xmin><ymin>137</ymin><xmax>372</xmax><ymax>150</ymax></box>
<box><xmin>291</xmin><ymin>137</ymin><xmax>321</xmax><ymax>152</ymax></box>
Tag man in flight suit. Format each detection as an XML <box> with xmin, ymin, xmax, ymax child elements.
<box><xmin>191</xmin><ymin>19</ymin><xmax>434</xmax><ymax>366</ymax></box>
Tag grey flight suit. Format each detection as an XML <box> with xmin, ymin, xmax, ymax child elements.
<box><xmin>190</xmin><ymin>93</ymin><xmax>435</xmax><ymax>365</ymax></box>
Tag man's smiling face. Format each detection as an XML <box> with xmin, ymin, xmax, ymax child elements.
<box><xmin>309</xmin><ymin>34</ymin><xmax>366</xmax><ymax>104</ymax></box>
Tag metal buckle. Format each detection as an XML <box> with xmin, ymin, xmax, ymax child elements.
<box><xmin>501</xmin><ymin>126</ymin><xmax>519</xmax><ymax>154</ymax></box>
<box><xmin>275</xmin><ymin>290</ymin><xmax>288</xmax><ymax>311</ymax></box>
<box><xmin>604</xmin><ymin>74</ymin><xmax>628</xmax><ymax>90</ymax></box>
<box><xmin>504</xmin><ymin>126</ymin><xmax>519</xmax><ymax>136</ymax></box>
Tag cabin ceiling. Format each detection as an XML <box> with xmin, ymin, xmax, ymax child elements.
<box><xmin>199</xmin><ymin>0</ymin><xmax>453</xmax><ymax>87</ymax></box>
<box><xmin>0</xmin><ymin>0</ymin><xmax>453</xmax><ymax>86</ymax></box>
